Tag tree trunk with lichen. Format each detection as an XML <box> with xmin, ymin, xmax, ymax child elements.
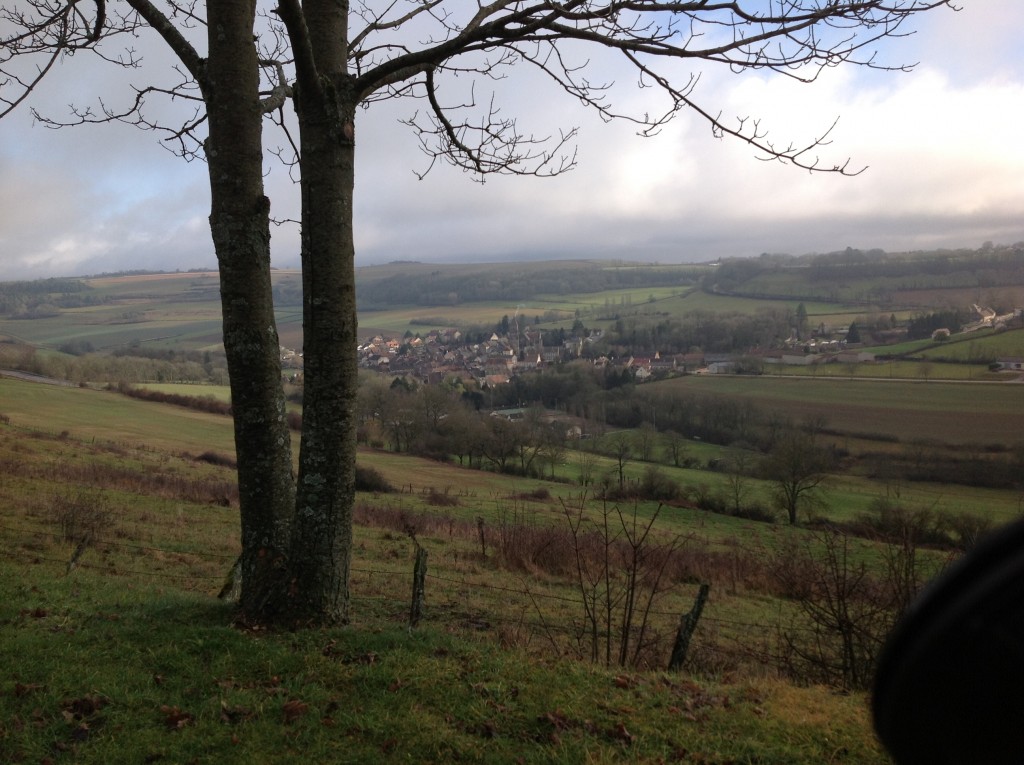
<box><xmin>205</xmin><ymin>0</ymin><xmax>295</xmax><ymax>621</ymax></box>
<box><xmin>277</xmin><ymin>0</ymin><xmax>358</xmax><ymax>625</ymax></box>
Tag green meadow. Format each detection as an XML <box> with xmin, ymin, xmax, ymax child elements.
<box><xmin>0</xmin><ymin>377</ymin><xmax>901</xmax><ymax>763</ymax></box>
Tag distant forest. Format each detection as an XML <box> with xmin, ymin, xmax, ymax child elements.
<box><xmin>708</xmin><ymin>245</ymin><xmax>1024</xmax><ymax>306</ymax></box>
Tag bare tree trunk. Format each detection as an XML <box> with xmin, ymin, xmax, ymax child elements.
<box><xmin>279</xmin><ymin>0</ymin><xmax>357</xmax><ymax>624</ymax></box>
<box><xmin>205</xmin><ymin>0</ymin><xmax>294</xmax><ymax>620</ymax></box>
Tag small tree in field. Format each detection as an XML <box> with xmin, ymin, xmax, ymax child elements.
<box><xmin>762</xmin><ymin>425</ymin><xmax>832</xmax><ymax>525</ymax></box>
<box><xmin>1</xmin><ymin>0</ymin><xmax>954</xmax><ymax>627</ymax></box>
<box><xmin>663</xmin><ymin>430</ymin><xmax>689</xmax><ymax>468</ymax></box>
<box><xmin>607</xmin><ymin>432</ymin><xmax>634</xmax><ymax>492</ymax></box>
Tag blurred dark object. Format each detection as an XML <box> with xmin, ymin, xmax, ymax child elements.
<box><xmin>873</xmin><ymin>517</ymin><xmax>1024</xmax><ymax>764</ymax></box>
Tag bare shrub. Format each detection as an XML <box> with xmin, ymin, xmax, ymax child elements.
<box><xmin>424</xmin><ymin>486</ymin><xmax>459</xmax><ymax>507</ymax></box>
<box><xmin>639</xmin><ymin>465</ymin><xmax>681</xmax><ymax>501</ymax></box>
<box><xmin>510</xmin><ymin>487</ymin><xmax>551</xmax><ymax>501</ymax></box>
<box><xmin>50</xmin><ymin>491</ymin><xmax>117</xmax><ymax>548</ymax></box>
<box><xmin>195</xmin><ymin>451</ymin><xmax>237</xmax><ymax>469</ymax></box>
<box><xmin>769</xmin><ymin>525</ymin><xmax>942</xmax><ymax>691</ymax></box>
<box><xmin>352</xmin><ymin>502</ymin><xmax>474</xmax><ymax>542</ymax></box>
<box><xmin>355</xmin><ymin>465</ymin><xmax>395</xmax><ymax>493</ymax></box>
<box><xmin>495</xmin><ymin>498</ymin><xmax>575</xmax><ymax>576</ymax></box>
<box><xmin>944</xmin><ymin>511</ymin><xmax>994</xmax><ymax>551</ymax></box>
<box><xmin>562</xmin><ymin>494</ymin><xmax>690</xmax><ymax>668</ymax></box>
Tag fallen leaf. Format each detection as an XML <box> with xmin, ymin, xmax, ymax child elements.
<box><xmin>219</xmin><ymin>701</ymin><xmax>254</xmax><ymax>725</ymax></box>
<box><xmin>612</xmin><ymin>721</ymin><xmax>634</xmax><ymax>745</ymax></box>
<box><xmin>62</xmin><ymin>694</ymin><xmax>105</xmax><ymax>719</ymax></box>
<box><xmin>282</xmin><ymin>699</ymin><xmax>309</xmax><ymax>725</ymax></box>
<box><xmin>614</xmin><ymin>675</ymin><xmax>635</xmax><ymax>690</ymax></box>
<box><xmin>160</xmin><ymin>705</ymin><xmax>195</xmax><ymax>731</ymax></box>
<box><xmin>14</xmin><ymin>682</ymin><xmax>44</xmax><ymax>698</ymax></box>
<box><xmin>541</xmin><ymin>709</ymin><xmax>571</xmax><ymax>731</ymax></box>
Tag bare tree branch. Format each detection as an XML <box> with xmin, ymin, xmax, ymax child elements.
<box><xmin>351</xmin><ymin>0</ymin><xmax>956</xmax><ymax>178</ymax></box>
<box><xmin>2</xmin><ymin>0</ymin><xmax>955</xmax><ymax>178</ymax></box>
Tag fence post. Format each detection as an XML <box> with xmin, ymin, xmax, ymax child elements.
<box><xmin>476</xmin><ymin>516</ymin><xmax>487</xmax><ymax>558</ymax></box>
<box><xmin>668</xmin><ymin>583</ymin><xmax>710</xmax><ymax>671</ymax></box>
<box><xmin>409</xmin><ymin>545</ymin><xmax>428</xmax><ymax>628</ymax></box>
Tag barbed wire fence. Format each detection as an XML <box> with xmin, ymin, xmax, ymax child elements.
<box><xmin>1</xmin><ymin>514</ymin><xmax>800</xmax><ymax>678</ymax></box>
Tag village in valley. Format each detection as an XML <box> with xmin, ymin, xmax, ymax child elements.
<box><xmin>275</xmin><ymin>302</ymin><xmax>1024</xmax><ymax>389</ymax></box>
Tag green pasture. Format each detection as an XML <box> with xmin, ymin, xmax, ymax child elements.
<box><xmin>357</xmin><ymin>302</ymin><xmax>523</xmax><ymax>336</ymax></box>
<box><xmin>0</xmin><ymin>369</ymin><xmax>1015</xmax><ymax>762</ymax></box>
<box><xmin>668</xmin><ymin>290</ymin><xmax>872</xmax><ymax>319</ymax></box>
<box><xmin>0</xmin><ymin>559</ymin><xmax>887</xmax><ymax>764</ymax></box>
<box><xmin>919</xmin><ymin>328</ymin><xmax>1024</xmax><ymax>361</ymax></box>
<box><xmin>0</xmin><ymin>377</ymin><xmax>238</xmax><ymax>455</ymax></box>
<box><xmin>860</xmin><ymin>328</ymin><xmax>1024</xmax><ymax>361</ymax></box>
<box><xmin>861</xmin><ymin>336</ymin><xmax>937</xmax><ymax>356</ymax></box>
<box><xmin>358</xmin><ymin>287</ymin><xmax>689</xmax><ymax>337</ymax></box>
<box><xmin>361</xmin><ymin>430</ymin><xmax>1020</xmax><ymax>544</ymax></box>
<box><xmin>544</xmin><ymin>285</ymin><xmax>689</xmax><ymax>311</ymax></box>
<box><xmin>716</xmin><ymin>269</ymin><xmax>867</xmax><ymax>302</ymax></box>
<box><xmin>356</xmin><ymin>285</ymin><xmax>885</xmax><ymax>339</ymax></box>
<box><xmin>0</xmin><ymin>283</ymin><xmax>227</xmax><ymax>352</ymax></box>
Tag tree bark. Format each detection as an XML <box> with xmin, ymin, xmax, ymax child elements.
<box><xmin>280</xmin><ymin>0</ymin><xmax>357</xmax><ymax>624</ymax></box>
<box><xmin>205</xmin><ymin>0</ymin><xmax>295</xmax><ymax>620</ymax></box>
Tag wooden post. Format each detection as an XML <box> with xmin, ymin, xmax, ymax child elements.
<box><xmin>409</xmin><ymin>546</ymin><xmax>428</xmax><ymax>628</ymax></box>
<box><xmin>476</xmin><ymin>516</ymin><xmax>487</xmax><ymax>558</ymax></box>
<box><xmin>668</xmin><ymin>583</ymin><xmax>709</xmax><ymax>671</ymax></box>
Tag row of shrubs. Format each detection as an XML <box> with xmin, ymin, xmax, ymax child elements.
<box><xmin>110</xmin><ymin>382</ymin><xmax>303</xmax><ymax>430</ymax></box>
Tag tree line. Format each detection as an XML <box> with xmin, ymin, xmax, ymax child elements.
<box><xmin>355</xmin><ymin>263</ymin><xmax>704</xmax><ymax>310</ymax></box>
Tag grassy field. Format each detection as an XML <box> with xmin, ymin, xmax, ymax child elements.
<box><xmin>18</xmin><ymin>375</ymin><xmax>1013</xmax><ymax>530</ymax></box>
<box><xmin>0</xmin><ymin>377</ymin><xmax>239</xmax><ymax>455</ymax></box>
<box><xmin>0</xmin><ymin>267</ymin><xmax>936</xmax><ymax>353</ymax></box>
<box><xmin>919</xmin><ymin>328</ymin><xmax>1024</xmax><ymax>361</ymax></box>
<box><xmin>0</xmin><ymin>370</ymin><xmax>1013</xmax><ymax>752</ymax></box>
<box><xmin>0</xmin><ymin>380</ymin><xmax>901</xmax><ymax>764</ymax></box>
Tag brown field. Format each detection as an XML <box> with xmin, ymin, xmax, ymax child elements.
<box><xmin>655</xmin><ymin>376</ymin><xmax>1024</xmax><ymax>447</ymax></box>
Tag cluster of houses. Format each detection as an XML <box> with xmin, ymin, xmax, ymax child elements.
<box><xmin>278</xmin><ymin>324</ymin><xmax>874</xmax><ymax>385</ymax></box>
<box><xmin>352</xmin><ymin>327</ymin><xmax>628</xmax><ymax>386</ymax></box>
<box><xmin>343</xmin><ymin>326</ymin><xmax>864</xmax><ymax>383</ymax></box>
<box><xmin>275</xmin><ymin>306</ymin><xmax>1024</xmax><ymax>385</ymax></box>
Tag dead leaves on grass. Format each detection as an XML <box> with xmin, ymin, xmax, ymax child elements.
<box><xmin>160</xmin><ymin>705</ymin><xmax>195</xmax><ymax>731</ymax></box>
<box><xmin>281</xmin><ymin>699</ymin><xmax>309</xmax><ymax>725</ymax></box>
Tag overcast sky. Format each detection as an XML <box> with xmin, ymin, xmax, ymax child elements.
<box><xmin>1</xmin><ymin>1</ymin><xmax>1022</xmax><ymax>281</ymax></box>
